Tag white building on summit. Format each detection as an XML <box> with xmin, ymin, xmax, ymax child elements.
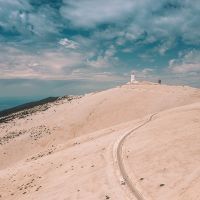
<box><xmin>131</xmin><ymin>72</ymin><xmax>138</xmax><ymax>83</ymax></box>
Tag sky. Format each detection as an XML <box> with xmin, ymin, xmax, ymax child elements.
<box><xmin>0</xmin><ymin>0</ymin><xmax>200</xmax><ymax>105</ymax></box>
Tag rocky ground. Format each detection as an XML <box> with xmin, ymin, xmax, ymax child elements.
<box><xmin>0</xmin><ymin>82</ymin><xmax>200</xmax><ymax>200</ymax></box>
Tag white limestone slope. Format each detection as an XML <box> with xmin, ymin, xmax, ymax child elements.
<box><xmin>0</xmin><ymin>82</ymin><xmax>200</xmax><ymax>200</ymax></box>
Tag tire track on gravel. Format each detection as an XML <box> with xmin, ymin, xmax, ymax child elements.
<box><xmin>115</xmin><ymin>113</ymin><xmax>157</xmax><ymax>200</ymax></box>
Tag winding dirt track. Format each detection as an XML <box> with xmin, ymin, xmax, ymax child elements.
<box><xmin>116</xmin><ymin>113</ymin><xmax>157</xmax><ymax>200</ymax></box>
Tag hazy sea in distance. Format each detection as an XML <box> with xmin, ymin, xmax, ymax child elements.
<box><xmin>0</xmin><ymin>97</ymin><xmax>45</xmax><ymax>111</ymax></box>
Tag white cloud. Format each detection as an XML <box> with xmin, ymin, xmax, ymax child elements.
<box><xmin>86</xmin><ymin>45</ymin><xmax>119</xmax><ymax>68</ymax></box>
<box><xmin>60</xmin><ymin>0</ymin><xmax>200</xmax><ymax>45</ymax></box>
<box><xmin>104</xmin><ymin>45</ymin><xmax>116</xmax><ymax>57</ymax></box>
<box><xmin>0</xmin><ymin>0</ymin><xmax>60</xmax><ymax>37</ymax></box>
<box><xmin>0</xmin><ymin>45</ymin><xmax>121</xmax><ymax>80</ymax></box>
<box><xmin>142</xmin><ymin>68</ymin><xmax>154</xmax><ymax>74</ymax></box>
<box><xmin>60</xmin><ymin>0</ymin><xmax>136</xmax><ymax>27</ymax></box>
<box><xmin>122</xmin><ymin>48</ymin><xmax>133</xmax><ymax>53</ymax></box>
<box><xmin>169</xmin><ymin>50</ymin><xmax>200</xmax><ymax>73</ymax></box>
<box><xmin>0</xmin><ymin>46</ymin><xmax>85</xmax><ymax>79</ymax></box>
<box><xmin>28</xmin><ymin>8</ymin><xmax>59</xmax><ymax>36</ymax></box>
<box><xmin>87</xmin><ymin>56</ymin><xmax>110</xmax><ymax>68</ymax></box>
<box><xmin>170</xmin><ymin>63</ymin><xmax>200</xmax><ymax>73</ymax></box>
<box><xmin>138</xmin><ymin>54</ymin><xmax>155</xmax><ymax>63</ymax></box>
<box><xmin>58</xmin><ymin>38</ymin><xmax>79</xmax><ymax>49</ymax></box>
<box><xmin>157</xmin><ymin>38</ymin><xmax>176</xmax><ymax>55</ymax></box>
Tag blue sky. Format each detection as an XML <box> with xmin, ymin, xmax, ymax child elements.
<box><xmin>0</xmin><ymin>0</ymin><xmax>200</xmax><ymax>101</ymax></box>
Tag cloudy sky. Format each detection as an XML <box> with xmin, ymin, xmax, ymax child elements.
<box><xmin>0</xmin><ymin>0</ymin><xmax>200</xmax><ymax>102</ymax></box>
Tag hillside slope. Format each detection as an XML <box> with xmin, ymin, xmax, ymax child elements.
<box><xmin>1</xmin><ymin>83</ymin><xmax>200</xmax><ymax>168</ymax></box>
<box><xmin>0</xmin><ymin>82</ymin><xmax>200</xmax><ymax>200</ymax></box>
<box><xmin>122</xmin><ymin>102</ymin><xmax>200</xmax><ymax>200</ymax></box>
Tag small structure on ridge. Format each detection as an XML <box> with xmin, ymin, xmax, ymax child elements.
<box><xmin>131</xmin><ymin>71</ymin><xmax>138</xmax><ymax>84</ymax></box>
